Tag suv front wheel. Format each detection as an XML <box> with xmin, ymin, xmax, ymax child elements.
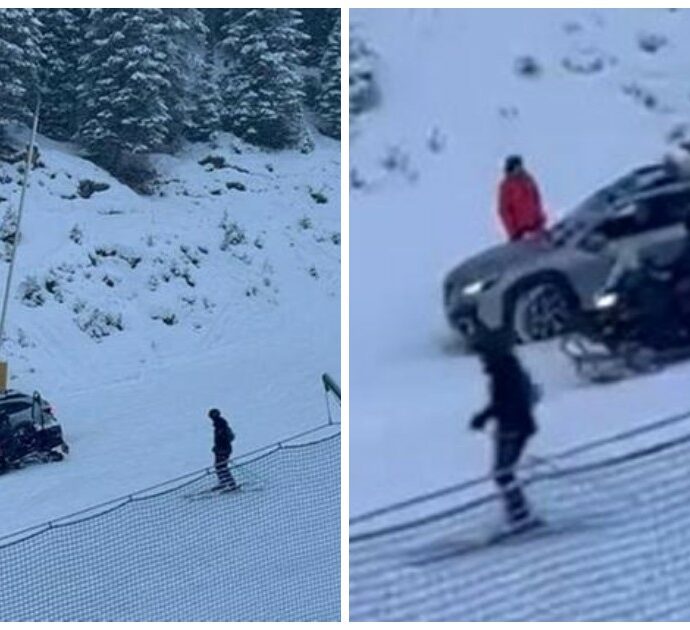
<box><xmin>511</xmin><ymin>281</ymin><xmax>576</xmax><ymax>342</ymax></box>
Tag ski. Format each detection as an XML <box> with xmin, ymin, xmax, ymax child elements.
<box><xmin>182</xmin><ymin>483</ymin><xmax>262</xmax><ymax>501</ymax></box>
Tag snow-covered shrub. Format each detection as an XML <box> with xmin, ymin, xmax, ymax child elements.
<box><xmin>309</xmin><ymin>189</ymin><xmax>328</xmax><ymax>204</ymax></box>
<box><xmin>350</xmin><ymin>167</ymin><xmax>366</xmax><ymax>190</ymax></box>
<box><xmin>562</xmin><ymin>47</ymin><xmax>608</xmax><ymax>75</ymax></box>
<box><xmin>75</xmin><ymin>307</ymin><xmax>124</xmax><ymax>340</ymax></box>
<box><xmin>350</xmin><ymin>27</ymin><xmax>379</xmax><ymax>120</ymax></box>
<box><xmin>226</xmin><ymin>181</ymin><xmax>246</xmax><ymax>191</ymax></box>
<box><xmin>514</xmin><ymin>55</ymin><xmax>542</xmax><ymax>78</ymax></box>
<box><xmin>16</xmin><ymin>327</ymin><xmax>32</xmax><ymax>348</ymax></box>
<box><xmin>102</xmin><ymin>274</ymin><xmax>119</xmax><ymax>288</ymax></box>
<box><xmin>69</xmin><ymin>224</ymin><xmax>83</xmax><ymax>244</ymax></box>
<box><xmin>72</xmin><ymin>299</ymin><xmax>86</xmax><ymax>314</ymax></box>
<box><xmin>202</xmin><ymin>297</ymin><xmax>215</xmax><ymax>312</ymax></box>
<box><xmin>622</xmin><ymin>82</ymin><xmax>659</xmax><ymax>111</ymax></box>
<box><xmin>299</xmin><ymin>216</ymin><xmax>313</xmax><ymax>230</ymax></box>
<box><xmin>112</xmin><ymin>154</ymin><xmax>157</xmax><ymax>195</ymax></box>
<box><xmin>0</xmin><ymin>207</ymin><xmax>18</xmax><ymax>261</ymax></box>
<box><xmin>77</xmin><ymin>179</ymin><xmax>110</xmax><ymax>199</ymax></box>
<box><xmin>180</xmin><ymin>244</ymin><xmax>202</xmax><ymax>267</ymax></box>
<box><xmin>308</xmin><ymin>265</ymin><xmax>319</xmax><ymax>279</ymax></box>
<box><xmin>93</xmin><ymin>244</ymin><xmax>142</xmax><ymax>269</ymax></box>
<box><xmin>17</xmin><ymin>276</ymin><xmax>45</xmax><ymax>307</ymax></box>
<box><xmin>427</xmin><ymin>127</ymin><xmax>447</xmax><ymax>154</ymax></box>
<box><xmin>562</xmin><ymin>20</ymin><xmax>583</xmax><ymax>35</ymax></box>
<box><xmin>151</xmin><ymin>308</ymin><xmax>178</xmax><ymax>326</ymax></box>
<box><xmin>44</xmin><ymin>270</ymin><xmax>64</xmax><ymax>303</ymax></box>
<box><xmin>254</xmin><ymin>236</ymin><xmax>264</xmax><ymax>250</ymax></box>
<box><xmin>219</xmin><ymin>213</ymin><xmax>247</xmax><ymax>250</ymax></box>
<box><xmin>637</xmin><ymin>31</ymin><xmax>667</xmax><ymax>54</ymax></box>
<box><xmin>381</xmin><ymin>145</ymin><xmax>419</xmax><ymax>183</ymax></box>
<box><xmin>331</xmin><ymin>232</ymin><xmax>341</xmax><ymax>246</ymax></box>
<box><xmin>498</xmin><ymin>105</ymin><xmax>519</xmax><ymax>120</ymax></box>
<box><xmin>169</xmin><ymin>260</ymin><xmax>195</xmax><ymax>287</ymax></box>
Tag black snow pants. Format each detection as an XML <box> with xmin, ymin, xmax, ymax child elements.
<box><xmin>214</xmin><ymin>450</ymin><xmax>237</xmax><ymax>488</ymax></box>
<box><xmin>493</xmin><ymin>432</ymin><xmax>531</xmax><ymax>523</ymax></box>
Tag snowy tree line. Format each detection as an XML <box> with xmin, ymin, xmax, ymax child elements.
<box><xmin>0</xmin><ymin>8</ymin><xmax>340</xmax><ymax>180</ymax></box>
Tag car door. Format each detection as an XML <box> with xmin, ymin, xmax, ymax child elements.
<box><xmin>593</xmin><ymin>191</ymin><xmax>689</xmax><ymax>288</ymax></box>
<box><xmin>608</xmin><ymin>190</ymin><xmax>688</xmax><ymax>273</ymax></box>
<box><xmin>563</xmin><ymin>189</ymin><xmax>690</xmax><ymax>307</ymax></box>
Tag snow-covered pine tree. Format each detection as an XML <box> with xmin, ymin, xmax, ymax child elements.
<box><xmin>219</xmin><ymin>9</ymin><xmax>310</xmax><ymax>149</ymax></box>
<box><xmin>185</xmin><ymin>49</ymin><xmax>222</xmax><ymax>142</ymax></box>
<box><xmin>316</xmin><ymin>17</ymin><xmax>341</xmax><ymax>139</ymax></box>
<box><xmin>75</xmin><ymin>9</ymin><xmax>172</xmax><ymax>176</ymax></box>
<box><xmin>0</xmin><ymin>9</ymin><xmax>43</xmax><ymax>135</ymax></box>
<box><xmin>36</xmin><ymin>9</ymin><xmax>87</xmax><ymax>141</ymax></box>
<box><xmin>163</xmin><ymin>9</ymin><xmax>221</xmax><ymax>143</ymax></box>
<box><xmin>298</xmin><ymin>9</ymin><xmax>340</xmax><ymax>66</ymax></box>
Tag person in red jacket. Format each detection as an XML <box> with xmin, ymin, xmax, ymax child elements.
<box><xmin>498</xmin><ymin>155</ymin><xmax>547</xmax><ymax>241</ymax></box>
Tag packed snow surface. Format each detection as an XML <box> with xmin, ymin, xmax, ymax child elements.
<box><xmin>350</xmin><ymin>8</ymin><xmax>690</xmax><ymax>517</ymax></box>
<box><xmin>1</xmin><ymin>130</ymin><xmax>340</xmax><ymax>536</ymax></box>
<box><xmin>1</xmin><ymin>430</ymin><xmax>340</xmax><ymax>621</ymax></box>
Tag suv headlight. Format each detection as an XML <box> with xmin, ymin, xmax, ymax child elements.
<box><xmin>594</xmin><ymin>292</ymin><xmax>618</xmax><ymax>310</ymax></box>
<box><xmin>462</xmin><ymin>275</ymin><xmax>500</xmax><ymax>297</ymax></box>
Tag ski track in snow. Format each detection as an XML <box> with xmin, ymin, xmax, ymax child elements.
<box><xmin>0</xmin><ymin>130</ymin><xmax>340</xmax><ymax>537</ymax></box>
<box><xmin>350</xmin><ymin>8</ymin><xmax>690</xmax><ymax>517</ymax></box>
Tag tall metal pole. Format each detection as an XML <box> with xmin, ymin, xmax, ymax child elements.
<box><xmin>0</xmin><ymin>97</ymin><xmax>41</xmax><ymax>352</ymax></box>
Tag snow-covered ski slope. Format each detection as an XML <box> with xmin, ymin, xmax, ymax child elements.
<box><xmin>0</xmin><ymin>128</ymin><xmax>340</xmax><ymax>537</ymax></box>
<box><xmin>350</xmin><ymin>415</ymin><xmax>690</xmax><ymax>621</ymax></box>
<box><xmin>350</xmin><ymin>8</ymin><xmax>690</xmax><ymax>517</ymax></box>
<box><xmin>0</xmin><ymin>427</ymin><xmax>340</xmax><ymax>622</ymax></box>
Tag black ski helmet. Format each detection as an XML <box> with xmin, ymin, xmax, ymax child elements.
<box><xmin>504</xmin><ymin>154</ymin><xmax>523</xmax><ymax>174</ymax></box>
<box><xmin>208</xmin><ymin>408</ymin><xmax>221</xmax><ymax>420</ymax></box>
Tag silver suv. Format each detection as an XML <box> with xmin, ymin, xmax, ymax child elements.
<box><xmin>443</xmin><ymin>164</ymin><xmax>690</xmax><ymax>344</ymax></box>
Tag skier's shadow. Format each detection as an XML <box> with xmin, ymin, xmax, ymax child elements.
<box><xmin>404</xmin><ymin>536</ymin><xmax>487</xmax><ymax>566</ymax></box>
<box><xmin>403</xmin><ymin>519</ymin><xmax>598</xmax><ymax>567</ymax></box>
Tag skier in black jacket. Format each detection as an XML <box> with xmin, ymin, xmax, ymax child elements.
<box><xmin>470</xmin><ymin>330</ymin><xmax>538</xmax><ymax>527</ymax></box>
<box><xmin>208</xmin><ymin>408</ymin><xmax>237</xmax><ymax>490</ymax></box>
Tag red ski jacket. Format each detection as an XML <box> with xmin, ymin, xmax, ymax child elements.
<box><xmin>498</xmin><ymin>172</ymin><xmax>546</xmax><ymax>241</ymax></box>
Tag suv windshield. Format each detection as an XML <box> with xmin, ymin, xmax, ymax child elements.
<box><xmin>548</xmin><ymin>164</ymin><xmax>676</xmax><ymax>246</ymax></box>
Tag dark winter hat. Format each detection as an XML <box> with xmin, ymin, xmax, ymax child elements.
<box><xmin>504</xmin><ymin>154</ymin><xmax>523</xmax><ymax>174</ymax></box>
<box><xmin>208</xmin><ymin>408</ymin><xmax>221</xmax><ymax>420</ymax></box>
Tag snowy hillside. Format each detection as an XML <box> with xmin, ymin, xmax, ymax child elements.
<box><xmin>350</xmin><ymin>8</ymin><xmax>690</xmax><ymax>517</ymax></box>
<box><xmin>0</xmin><ymin>127</ymin><xmax>340</xmax><ymax>536</ymax></box>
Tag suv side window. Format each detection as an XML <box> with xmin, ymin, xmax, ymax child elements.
<box><xmin>599</xmin><ymin>191</ymin><xmax>690</xmax><ymax>241</ymax></box>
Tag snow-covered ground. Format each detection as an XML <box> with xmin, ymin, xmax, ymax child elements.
<box><xmin>1</xmin><ymin>430</ymin><xmax>340</xmax><ymax>621</ymax></box>
<box><xmin>350</xmin><ymin>426</ymin><xmax>690</xmax><ymax>620</ymax></box>
<box><xmin>0</xmin><ymin>128</ymin><xmax>340</xmax><ymax>536</ymax></box>
<box><xmin>350</xmin><ymin>8</ymin><xmax>690</xmax><ymax>518</ymax></box>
